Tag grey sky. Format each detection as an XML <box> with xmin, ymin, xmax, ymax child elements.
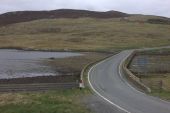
<box><xmin>0</xmin><ymin>0</ymin><xmax>170</xmax><ymax>17</ymax></box>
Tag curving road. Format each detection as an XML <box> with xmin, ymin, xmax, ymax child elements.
<box><xmin>88</xmin><ymin>50</ymin><xmax>170</xmax><ymax>113</ymax></box>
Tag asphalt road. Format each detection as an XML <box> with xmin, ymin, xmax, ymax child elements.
<box><xmin>88</xmin><ymin>50</ymin><xmax>170</xmax><ymax>113</ymax></box>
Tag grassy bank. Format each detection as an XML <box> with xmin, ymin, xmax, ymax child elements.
<box><xmin>150</xmin><ymin>90</ymin><xmax>170</xmax><ymax>101</ymax></box>
<box><xmin>0</xmin><ymin>88</ymin><xmax>92</xmax><ymax>113</ymax></box>
<box><xmin>0</xmin><ymin>18</ymin><xmax>170</xmax><ymax>51</ymax></box>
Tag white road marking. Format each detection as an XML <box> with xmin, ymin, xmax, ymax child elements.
<box><xmin>118</xmin><ymin>51</ymin><xmax>146</xmax><ymax>95</ymax></box>
<box><xmin>118</xmin><ymin>51</ymin><xmax>170</xmax><ymax>105</ymax></box>
<box><xmin>88</xmin><ymin>54</ymin><xmax>131</xmax><ymax>113</ymax></box>
<box><xmin>88</xmin><ymin>49</ymin><xmax>170</xmax><ymax>113</ymax></box>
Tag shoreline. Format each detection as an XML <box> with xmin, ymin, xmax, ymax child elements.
<box><xmin>0</xmin><ymin>47</ymin><xmax>115</xmax><ymax>54</ymax></box>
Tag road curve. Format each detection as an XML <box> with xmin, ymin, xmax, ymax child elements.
<box><xmin>88</xmin><ymin>50</ymin><xmax>170</xmax><ymax>113</ymax></box>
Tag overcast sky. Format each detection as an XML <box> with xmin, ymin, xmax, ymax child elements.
<box><xmin>0</xmin><ymin>0</ymin><xmax>170</xmax><ymax>17</ymax></box>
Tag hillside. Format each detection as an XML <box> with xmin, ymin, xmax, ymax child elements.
<box><xmin>0</xmin><ymin>9</ymin><xmax>129</xmax><ymax>26</ymax></box>
<box><xmin>0</xmin><ymin>17</ymin><xmax>170</xmax><ymax>51</ymax></box>
<box><xmin>0</xmin><ymin>9</ymin><xmax>170</xmax><ymax>51</ymax></box>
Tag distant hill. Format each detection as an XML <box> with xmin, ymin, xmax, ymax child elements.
<box><xmin>0</xmin><ymin>9</ymin><xmax>129</xmax><ymax>26</ymax></box>
<box><xmin>124</xmin><ymin>14</ymin><xmax>170</xmax><ymax>24</ymax></box>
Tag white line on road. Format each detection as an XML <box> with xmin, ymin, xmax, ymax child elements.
<box><xmin>88</xmin><ymin>54</ymin><xmax>131</xmax><ymax>113</ymax></box>
<box><xmin>118</xmin><ymin>51</ymin><xmax>170</xmax><ymax>105</ymax></box>
<box><xmin>118</xmin><ymin>51</ymin><xmax>145</xmax><ymax>95</ymax></box>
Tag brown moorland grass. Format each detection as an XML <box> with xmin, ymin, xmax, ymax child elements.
<box><xmin>0</xmin><ymin>18</ymin><xmax>170</xmax><ymax>51</ymax></box>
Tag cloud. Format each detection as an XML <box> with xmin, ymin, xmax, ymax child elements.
<box><xmin>0</xmin><ymin>0</ymin><xmax>170</xmax><ymax>17</ymax></box>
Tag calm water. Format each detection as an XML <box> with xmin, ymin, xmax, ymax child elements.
<box><xmin>0</xmin><ymin>49</ymin><xmax>82</xmax><ymax>79</ymax></box>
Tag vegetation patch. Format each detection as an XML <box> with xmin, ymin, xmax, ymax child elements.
<box><xmin>0</xmin><ymin>18</ymin><xmax>170</xmax><ymax>51</ymax></box>
<box><xmin>0</xmin><ymin>89</ymin><xmax>92</xmax><ymax>113</ymax></box>
<box><xmin>147</xmin><ymin>19</ymin><xmax>170</xmax><ymax>25</ymax></box>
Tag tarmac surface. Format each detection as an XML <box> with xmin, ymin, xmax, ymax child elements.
<box><xmin>88</xmin><ymin>50</ymin><xmax>170</xmax><ymax>113</ymax></box>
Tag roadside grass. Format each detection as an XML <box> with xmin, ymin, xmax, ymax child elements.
<box><xmin>0</xmin><ymin>18</ymin><xmax>170</xmax><ymax>51</ymax></box>
<box><xmin>150</xmin><ymin>90</ymin><xmax>170</xmax><ymax>101</ymax></box>
<box><xmin>0</xmin><ymin>88</ymin><xmax>92</xmax><ymax>113</ymax></box>
<box><xmin>141</xmin><ymin>74</ymin><xmax>170</xmax><ymax>91</ymax></box>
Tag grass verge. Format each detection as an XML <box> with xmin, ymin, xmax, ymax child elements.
<box><xmin>150</xmin><ymin>90</ymin><xmax>170</xmax><ymax>101</ymax></box>
<box><xmin>0</xmin><ymin>88</ymin><xmax>92</xmax><ymax>113</ymax></box>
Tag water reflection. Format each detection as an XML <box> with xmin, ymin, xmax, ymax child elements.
<box><xmin>0</xmin><ymin>49</ymin><xmax>82</xmax><ymax>79</ymax></box>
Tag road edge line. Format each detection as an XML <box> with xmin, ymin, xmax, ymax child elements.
<box><xmin>88</xmin><ymin>54</ymin><xmax>131</xmax><ymax>113</ymax></box>
<box><xmin>118</xmin><ymin>51</ymin><xmax>146</xmax><ymax>95</ymax></box>
<box><xmin>118</xmin><ymin>50</ymin><xmax>170</xmax><ymax>104</ymax></box>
